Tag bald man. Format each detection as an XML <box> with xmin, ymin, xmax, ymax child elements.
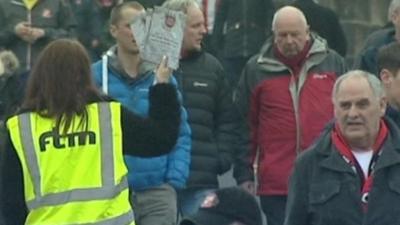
<box><xmin>234</xmin><ymin>6</ymin><xmax>346</xmax><ymax>225</ymax></box>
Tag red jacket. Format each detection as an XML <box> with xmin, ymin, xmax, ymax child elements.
<box><xmin>234</xmin><ymin>34</ymin><xmax>346</xmax><ymax>195</ymax></box>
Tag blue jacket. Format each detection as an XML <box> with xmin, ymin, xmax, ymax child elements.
<box><xmin>92</xmin><ymin>48</ymin><xmax>191</xmax><ymax>190</ymax></box>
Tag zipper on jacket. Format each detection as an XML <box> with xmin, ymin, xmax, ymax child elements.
<box><xmin>288</xmin><ymin>70</ymin><xmax>301</xmax><ymax>155</ymax></box>
<box><xmin>176</xmin><ymin>68</ymin><xmax>185</xmax><ymax>103</ymax></box>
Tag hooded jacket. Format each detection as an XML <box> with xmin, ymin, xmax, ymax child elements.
<box><xmin>235</xmin><ymin>34</ymin><xmax>346</xmax><ymax>195</ymax></box>
<box><xmin>92</xmin><ymin>47</ymin><xmax>191</xmax><ymax>190</ymax></box>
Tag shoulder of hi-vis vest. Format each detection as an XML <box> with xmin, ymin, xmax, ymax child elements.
<box><xmin>6</xmin><ymin>102</ymin><xmax>135</xmax><ymax>225</ymax></box>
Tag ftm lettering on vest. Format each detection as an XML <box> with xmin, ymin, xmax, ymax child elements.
<box><xmin>39</xmin><ymin>128</ymin><xmax>96</xmax><ymax>152</ymax></box>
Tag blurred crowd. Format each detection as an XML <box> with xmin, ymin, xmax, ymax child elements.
<box><xmin>1</xmin><ymin>0</ymin><xmax>400</xmax><ymax>225</ymax></box>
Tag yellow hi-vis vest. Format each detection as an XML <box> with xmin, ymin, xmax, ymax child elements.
<box><xmin>7</xmin><ymin>102</ymin><xmax>135</xmax><ymax>225</ymax></box>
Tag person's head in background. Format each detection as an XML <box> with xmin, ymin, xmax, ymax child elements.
<box><xmin>179</xmin><ymin>187</ymin><xmax>263</xmax><ymax>225</ymax></box>
<box><xmin>0</xmin><ymin>51</ymin><xmax>19</xmax><ymax>76</ymax></box>
<box><xmin>21</xmin><ymin>39</ymin><xmax>102</xmax><ymax>133</ymax></box>
<box><xmin>272</xmin><ymin>6</ymin><xmax>310</xmax><ymax>58</ymax></box>
<box><xmin>387</xmin><ymin>0</ymin><xmax>400</xmax><ymax>30</ymax></box>
<box><xmin>96</xmin><ymin>0</ymin><xmax>123</xmax><ymax>10</ymax></box>
<box><xmin>109</xmin><ymin>1</ymin><xmax>145</xmax><ymax>55</ymax></box>
<box><xmin>378</xmin><ymin>42</ymin><xmax>400</xmax><ymax>110</ymax></box>
<box><xmin>162</xmin><ymin>0</ymin><xmax>207</xmax><ymax>53</ymax></box>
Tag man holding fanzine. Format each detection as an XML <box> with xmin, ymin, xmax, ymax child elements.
<box><xmin>91</xmin><ymin>2</ymin><xmax>191</xmax><ymax>225</ymax></box>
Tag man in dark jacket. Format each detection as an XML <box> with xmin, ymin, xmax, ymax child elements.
<box><xmin>162</xmin><ymin>0</ymin><xmax>237</xmax><ymax>218</ymax></box>
<box><xmin>0</xmin><ymin>51</ymin><xmax>27</xmax><ymax>123</ymax></box>
<box><xmin>377</xmin><ymin>42</ymin><xmax>400</xmax><ymax>126</ymax></box>
<box><xmin>0</xmin><ymin>0</ymin><xmax>76</xmax><ymax>71</ymax></box>
<box><xmin>68</xmin><ymin>0</ymin><xmax>103</xmax><ymax>61</ymax></box>
<box><xmin>134</xmin><ymin>0</ymin><xmax>165</xmax><ymax>8</ymax></box>
<box><xmin>354</xmin><ymin>0</ymin><xmax>400</xmax><ymax>75</ymax></box>
<box><xmin>234</xmin><ymin>6</ymin><xmax>346</xmax><ymax>225</ymax></box>
<box><xmin>212</xmin><ymin>0</ymin><xmax>275</xmax><ymax>87</ymax></box>
<box><xmin>291</xmin><ymin>0</ymin><xmax>347</xmax><ymax>57</ymax></box>
<box><xmin>285</xmin><ymin>70</ymin><xmax>400</xmax><ymax>225</ymax></box>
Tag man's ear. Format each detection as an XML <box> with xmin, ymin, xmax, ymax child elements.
<box><xmin>380</xmin><ymin>95</ymin><xmax>388</xmax><ymax>116</ymax></box>
<box><xmin>0</xmin><ymin>60</ymin><xmax>4</xmax><ymax>76</ymax></box>
<box><xmin>380</xmin><ymin>69</ymin><xmax>393</xmax><ymax>86</ymax></box>
<box><xmin>109</xmin><ymin>25</ymin><xmax>117</xmax><ymax>38</ymax></box>
<box><xmin>305</xmin><ymin>25</ymin><xmax>310</xmax><ymax>40</ymax></box>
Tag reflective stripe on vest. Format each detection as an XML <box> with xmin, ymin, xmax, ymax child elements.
<box><xmin>9</xmin><ymin>102</ymin><xmax>135</xmax><ymax>225</ymax></box>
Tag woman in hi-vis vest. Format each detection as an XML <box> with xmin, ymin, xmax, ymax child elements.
<box><xmin>0</xmin><ymin>39</ymin><xmax>180</xmax><ymax>225</ymax></box>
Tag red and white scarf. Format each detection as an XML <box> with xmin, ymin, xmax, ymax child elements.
<box><xmin>331</xmin><ymin>120</ymin><xmax>388</xmax><ymax>212</ymax></box>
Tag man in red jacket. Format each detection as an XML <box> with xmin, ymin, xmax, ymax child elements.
<box><xmin>234</xmin><ymin>6</ymin><xmax>346</xmax><ymax>225</ymax></box>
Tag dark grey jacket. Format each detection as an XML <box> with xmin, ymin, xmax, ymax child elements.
<box><xmin>212</xmin><ymin>0</ymin><xmax>275</xmax><ymax>58</ymax></box>
<box><xmin>285</xmin><ymin>119</ymin><xmax>400</xmax><ymax>225</ymax></box>
<box><xmin>353</xmin><ymin>28</ymin><xmax>395</xmax><ymax>76</ymax></box>
<box><xmin>0</xmin><ymin>0</ymin><xmax>76</xmax><ymax>70</ymax></box>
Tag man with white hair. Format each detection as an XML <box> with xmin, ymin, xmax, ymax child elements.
<box><xmin>285</xmin><ymin>70</ymin><xmax>400</xmax><ymax>225</ymax></box>
<box><xmin>234</xmin><ymin>6</ymin><xmax>346</xmax><ymax>225</ymax></box>
<box><xmin>162</xmin><ymin>0</ymin><xmax>237</xmax><ymax>218</ymax></box>
<box><xmin>354</xmin><ymin>0</ymin><xmax>400</xmax><ymax>75</ymax></box>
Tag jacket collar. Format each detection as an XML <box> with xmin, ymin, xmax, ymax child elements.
<box><xmin>180</xmin><ymin>49</ymin><xmax>203</xmax><ymax>61</ymax></box>
<box><xmin>257</xmin><ymin>33</ymin><xmax>329</xmax><ymax>72</ymax></box>
<box><xmin>314</xmin><ymin>122</ymin><xmax>355</xmax><ymax>173</ymax></box>
<box><xmin>316</xmin><ymin>119</ymin><xmax>400</xmax><ymax>173</ymax></box>
<box><xmin>374</xmin><ymin>119</ymin><xmax>400</xmax><ymax>171</ymax></box>
<box><xmin>104</xmin><ymin>46</ymin><xmax>153</xmax><ymax>82</ymax></box>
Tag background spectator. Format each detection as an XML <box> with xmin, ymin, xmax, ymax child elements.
<box><xmin>180</xmin><ymin>187</ymin><xmax>262</xmax><ymax>225</ymax></box>
<box><xmin>354</xmin><ymin>0</ymin><xmax>400</xmax><ymax>75</ymax></box>
<box><xmin>234</xmin><ymin>6</ymin><xmax>346</xmax><ymax>225</ymax></box>
<box><xmin>377</xmin><ymin>42</ymin><xmax>400</xmax><ymax>126</ymax></box>
<box><xmin>162</xmin><ymin>0</ymin><xmax>237</xmax><ymax>217</ymax></box>
<box><xmin>134</xmin><ymin>0</ymin><xmax>166</xmax><ymax>8</ymax></box>
<box><xmin>291</xmin><ymin>0</ymin><xmax>347</xmax><ymax>57</ymax></box>
<box><xmin>0</xmin><ymin>0</ymin><xmax>76</xmax><ymax>71</ymax></box>
<box><xmin>68</xmin><ymin>0</ymin><xmax>104</xmax><ymax>61</ymax></box>
<box><xmin>90</xmin><ymin>0</ymin><xmax>122</xmax><ymax>59</ymax></box>
<box><xmin>0</xmin><ymin>51</ymin><xmax>27</xmax><ymax>123</ymax></box>
<box><xmin>213</xmin><ymin>0</ymin><xmax>275</xmax><ymax>88</ymax></box>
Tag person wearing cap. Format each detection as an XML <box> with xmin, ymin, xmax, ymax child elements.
<box><xmin>179</xmin><ymin>186</ymin><xmax>263</xmax><ymax>225</ymax></box>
